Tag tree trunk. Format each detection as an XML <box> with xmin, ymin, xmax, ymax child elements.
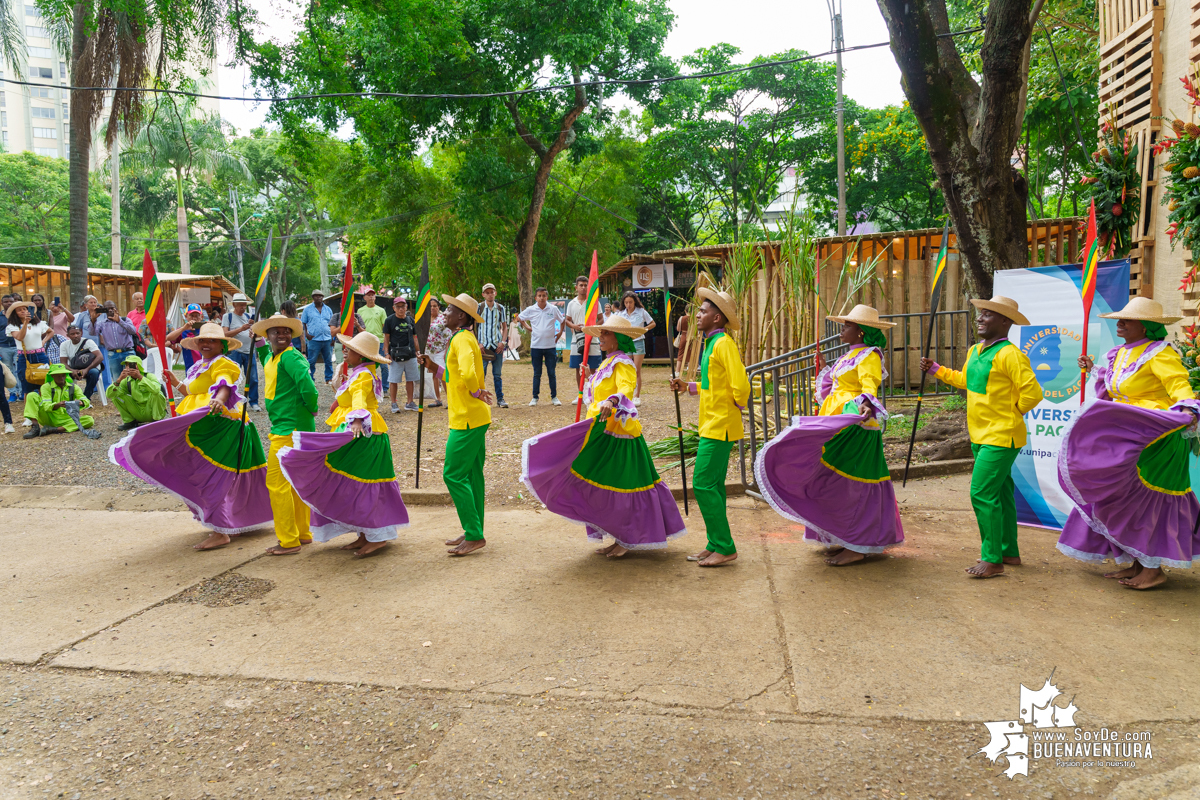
<box><xmin>175</xmin><ymin>168</ymin><xmax>190</xmax><ymax>274</ymax></box>
<box><xmin>111</xmin><ymin>136</ymin><xmax>121</xmax><ymax>269</ymax></box>
<box><xmin>67</xmin><ymin>2</ymin><xmax>91</xmax><ymax>308</ymax></box>
<box><xmin>875</xmin><ymin>0</ymin><xmax>1035</xmax><ymax>298</ymax></box>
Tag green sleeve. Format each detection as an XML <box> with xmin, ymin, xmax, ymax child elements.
<box><xmin>286</xmin><ymin>352</ymin><xmax>319</xmax><ymax>413</ymax></box>
<box><xmin>130</xmin><ymin>376</ymin><xmax>169</xmax><ymax>417</ymax></box>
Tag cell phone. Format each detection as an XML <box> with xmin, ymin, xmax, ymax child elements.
<box><xmin>53</xmin><ymin>296</ymin><xmax>60</xmax><ymax>306</ymax></box>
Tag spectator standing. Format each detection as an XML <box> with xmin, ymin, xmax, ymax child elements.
<box><xmin>166</xmin><ymin>304</ymin><xmax>206</xmax><ymax>370</ymax></box>
<box><xmin>301</xmin><ymin>290</ymin><xmax>335</xmax><ymax>383</ymax></box>
<box><xmin>95</xmin><ymin>301</ymin><xmax>140</xmax><ymax>381</ymax></box>
<box><xmin>30</xmin><ymin>293</ymin><xmax>47</xmax><ymax>322</ymax></box>
<box><xmin>221</xmin><ymin>292</ymin><xmax>260</xmax><ymax>411</ymax></box>
<box><xmin>1</xmin><ymin>294</ymin><xmax>20</xmax><ymax>401</ymax></box>
<box><xmin>359</xmin><ymin>288</ymin><xmax>389</xmax><ymax>395</ymax></box>
<box><xmin>615</xmin><ymin>291</ymin><xmax>656</xmax><ymax>405</ymax></box>
<box><xmin>423</xmin><ymin>298</ymin><xmax>449</xmax><ymax>407</ymax></box>
<box><xmin>280</xmin><ymin>300</ymin><xmax>305</xmax><ymax>353</ymax></box>
<box><xmin>46</xmin><ymin>298</ymin><xmax>72</xmax><ymax>336</ymax></box>
<box><xmin>507</xmin><ymin>313</ymin><xmax>522</xmax><ymax>360</ymax></box>
<box><xmin>7</xmin><ymin>301</ymin><xmax>53</xmax><ymax>400</ymax></box>
<box><xmin>59</xmin><ymin>324</ymin><xmax>103</xmax><ymax>398</ymax></box>
<box><xmin>518</xmin><ymin>287</ymin><xmax>565</xmax><ymax>406</ymax></box>
<box><xmin>127</xmin><ymin>292</ymin><xmax>147</xmax><ymax>330</ymax></box>
<box><xmin>73</xmin><ymin>295</ymin><xmax>111</xmax><ymax>389</ymax></box>
<box><xmin>382</xmin><ymin>296</ymin><xmax>421</xmax><ymax>412</ymax></box>
<box><xmin>564</xmin><ymin>275</ymin><xmax>603</xmax><ymax>378</ymax></box>
<box><xmin>476</xmin><ymin>283</ymin><xmax>508</xmax><ymax>408</ymax></box>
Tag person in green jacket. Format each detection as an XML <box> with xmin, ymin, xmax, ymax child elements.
<box><xmin>106</xmin><ymin>354</ymin><xmax>168</xmax><ymax>431</ymax></box>
<box><xmin>23</xmin><ymin>363</ymin><xmax>96</xmax><ymax>438</ymax></box>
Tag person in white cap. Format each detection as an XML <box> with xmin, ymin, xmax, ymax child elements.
<box><xmin>476</xmin><ymin>283</ymin><xmax>509</xmax><ymax>408</ymax></box>
<box><xmin>222</xmin><ymin>292</ymin><xmax>259</xmax><ymax>411</ymax></box>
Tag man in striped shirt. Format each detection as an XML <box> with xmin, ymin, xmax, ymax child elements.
<box><xmin>476</xmin><ymin>283</ymin><xmax>509</xmax><ymax>408</ymax></box>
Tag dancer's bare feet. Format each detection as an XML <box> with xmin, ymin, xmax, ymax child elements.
<box><xmin>1003</xmin><ymin>557</ymin><xmax>1021</xmax><ymax>566</ymax></box>
<box><xmin>825</xmin><ymin>549</ymin><xmax>865</xmax><ymax>566</ymax></box>
<box><xmin>194</xmin><ymin>532</ymin><xmax>232</xmax><ymax>551</ymax></box>
<box><xmin>595</xmin><ymin>542</ymin><xmax>620</xmax><ymax>555</ymax></box>
<box><xmin>299</xmin><ymin>537</ymin><xmax>313</xmax><ymax>545</ymax></box>
<box><xmin>826</xmin><ymin>546</ymin><xmax>845</xmax><ymax>556</ymax></box>
<box><xmin>698</xmin><ymin>552</ymin><xmax>738</xmax><ymax>567</ymax></box>
<box><xmin>448</xmin><ymin>538</ymin><xmax>486</xmax><ymax>556</ymax></box>
<box><xmin>686</xmin><ymin>549</ymin><xmax>712</xmax><ymax>562</ymax></box>
<box><xmin>606</xmin><ymin>544</ymin><xmax>629</xmax><ymax>559</ymax></box>
<box><xmin>1119</xmin><ymin>566</ymin><xmax>1166</xmax><ymax>590</ymax></box>
<box><xmin>341</xmin><ymin>534</ymin><xmax>368</xmax><ymax>550</ymax></box>
<box><xmin>354</xmin><ymin>540</ymin><xmax>389</xmax><ymax>558</ymax></box>
<box><xmin>1104</xmin><ymin>564</ymin><xmax>1141</xmax><ymax>579</ymax></box>
<box><xmin>445</xmin><ymin>535</ymin><xmax>465</xmax><ymax>547</ymax></box>
<box><xmin>966</xmin><ymin>560</ymin><xmax>1004</xmax><ymax>578</ymax></box>
<box><xmin>265</xmin><ymin>545</ymin><xmax>301</xmax><ymax>556</ymax></box>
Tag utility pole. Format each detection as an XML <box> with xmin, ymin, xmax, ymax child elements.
<box><xmin>829</xmin><ymin>0</ymin><xmax>846</xmax><ymax>236</ymax></box>
<box><xmin>230</xmin><ymin>188</ymin><xmax>246</xmax><ymax>290</ymax></box>
<box><xmin>110</xmin><ymin>136</ymin><xmax>121</xmax><ymax>269</ymax></box>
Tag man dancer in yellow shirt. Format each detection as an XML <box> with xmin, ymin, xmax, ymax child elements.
<box><xmin>920</xmin><ymin>296</ymin><xmax>1042</xmax><ymax>578</ymax></box>
<box><xmin>669</xmin><ymin>288</ymin><xmax>750</xmax><ymax>567</ymax></box>
<box><xmin>419</xmin><ymin>293</ymin><xmax>493</xmax><ymax>556</ymax></box>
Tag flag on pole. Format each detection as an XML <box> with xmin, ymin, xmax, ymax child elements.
<box><xmin>254</xmin><ymin>229</ymin><xmax>273</xmax><ymax>308</ymax></box>
<box><xmin>930</xmin><ymin>219</ymin><xmax>950</xmax><ymax>310</ymax></box>
<box><xmin>575</xmin><ymin>251</ymin><xmax>601</xmax><ymax>421</ymax></box>
<box><xmin>1078</xmin><ymin>200</ymin><xmax>1101</xmax><ymax>406</ymax></box>
<box><xmin>414</xmin><ymin>252</ymin><xmax>432</xmax><ymax>341</ymax></box>
<box><xmin>141</xmin><ymin>248</ymin><xmax>177</xmax><ymax>416</ymax></box>
<box><xmin>337</xmin><ymin>252</ymin><xmax>355</xmax><ymax>336</ymax></box>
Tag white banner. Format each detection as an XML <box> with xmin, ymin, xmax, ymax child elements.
<box><xmin>632</xmin><ymin>262</ymin><xmax>675</xmax><ymax>290</ymax></box>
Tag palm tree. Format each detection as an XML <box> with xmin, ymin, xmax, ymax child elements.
<box><xmin>121</xmin><ymin>96</ymin><xmax>251</xmax><ymax>273</ymax></box>
<box><xmin>0</xmin><ymin>0</ymin><xmax>24</xmax><ymax>75</ymax></box>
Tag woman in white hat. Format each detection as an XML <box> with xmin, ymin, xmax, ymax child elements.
<box><xmin>522</xmin><ymin>316</ymin><xmax>686</xmax><ymax>557</ymax></box>
<box><xmin>109</xmin><ymin>322</ymin><xmax>272</xmax><ymax>551</ymax></box>
<box><xmin>754</xmin><ymin>304</ymin><xmax>904</xmax><ymax>566</ymax></box>
<box><xmin>277</xmin><ymin>330</ymin><xmax>409</xmax><ymax>558</ymax></box>
<box><xmin>1057</xmin><ymin>296</ymin><xmax>1200</xmax><ymax>589</ymax></box>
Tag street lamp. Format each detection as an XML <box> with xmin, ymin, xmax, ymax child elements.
<box><xmin>211</xmin><ymin>198</ymin><xmax>263</xmax><ymax>291</ymax></box>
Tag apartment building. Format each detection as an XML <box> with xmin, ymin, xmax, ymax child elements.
<box><xmin>0</xmin><ymin>4</ymin><xmax>69</xmax><ymax>158</ymax></box>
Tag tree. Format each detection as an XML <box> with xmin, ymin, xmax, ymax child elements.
<box><xmin>874</xmin><ymin>0</ymin><xmax>1046</xmax><ymax>296</ymax></box>
<box><xmin>844</xmin><ymin>104</ymin><xmax>944</xmax><ymax>231</ymax></box>
<box><xmin>0</xmin><ymin>151</ymin><xmax>108</xmax><ymax>266</ymax></box>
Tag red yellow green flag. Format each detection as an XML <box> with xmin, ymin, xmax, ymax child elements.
<box><xmin>337</xmin><ymin>253</ymin><xmax>355</xmax><ymax>336</ymax></box>
<box><xmin>1079</xmin><ymin>200</ymin><xmax>1101</xmax><ymax>406</ymax></box>
<box><xmin>141</xmin><ymin>249</ymin><xmax>177</xmax><ymax>416</ymax></box>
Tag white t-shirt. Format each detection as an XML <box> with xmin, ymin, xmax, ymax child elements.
<box><xmin>565</xmin><ymin>298</ymin><xmax>601</xmax><ymax>356</ymax></box>
<box><xmin>59</xmin><ymin>337</ymin><xmax>99</xmax><ymax>365</ymax></box>
<box><xmin>615</xmin><ymin>307</ymin><xmax>654</xmax><ymax>341</ymax></box>
<box><xmin>6</xmin><ymin>320</ymin><xmax>49</xmax><ymax>351</ymax></box>
<box><xmin>518</xmin><ymin>302</ymin><xmax>565</xmax><ymax>350</ymax></box>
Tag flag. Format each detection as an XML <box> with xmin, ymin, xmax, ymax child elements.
<box><xmin>584</xmin><ymin>250</ymin><xmax>600</xmax><ymax>327</ymax></box>
<box><xmin>337</xmin><ymin>252</ymin><xmax>355</xmax><ymax>336</ymax></box>
<box><xmin>930</xmin><ymin>219</ymin><xmax>950</xmax><ymax>309</ymax></box>
<box><xmin>1079</xmin><ymin>200</ymin><xmax>1101</xmax><ymax>406</ymax></box>
<box><xmin>414</xmin><ymin>252</ymin><xmax>432</xmax><ymax>343</ymax></box>
<box><xmin>141</xmin><ymin>248</ymin><xmax>177</xmax><ymax>416</ymax></box>
<box><xmin>254</xmin><ymin>229</ymin><xmax>273</xmax><ymax>308</ymax></box>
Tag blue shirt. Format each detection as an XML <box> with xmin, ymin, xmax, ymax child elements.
<box><xmin>300</xmin><ymin>303</ymin><xmax>334</xmax><ymax>342</ymax></box>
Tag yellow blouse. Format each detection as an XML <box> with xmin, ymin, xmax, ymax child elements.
<box><xmin>586</xmin><ymin>356</ymin><xmax>641</xmax><ymax>438</ymax></box>
<box><xmin>444</xmin><ymin>330</ymin><xmax>491</xmax><ymax>430</ymax></box>
<box><xmin>1104</xmin><ymin>341</ymin><xmax>1194</xmax><ymax>410</ymax></box>
<box><xmin>177</xmin><ymin>356</ymin><xmax>244</xmax><ymax>419</ymax></box>
<box><xmin>818</xmin><ymin>346</ymin><xmax>882</xmax><ymax>417</ymax></box>
<box><xmin>327</xmin><ymin>365</ymin><xmax>388</xmax><ymax>433</ymax></box>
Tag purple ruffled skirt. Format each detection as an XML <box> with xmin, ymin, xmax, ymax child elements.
<box><xmin>1057</xmin><ymin>400</ymin><xmax>1200</xmax><ymax>569</ymax></box>
<box><xmin>277</xmin><ymin>430</ymin><xmax>409</xmax><ymax>543</ymax></box>
<box><xmin>108</xmin><ymin>409</ymin><xmax>273</xmax><ymax>535</ymax></box>
<box><xmin>753</xmin><ymin>414</ymin><xmax>904</xmax><ymax>553</ymax></box>
<box><xmin>521</xmin><ymin>419</ymin><xmax>687</xmax><ymax>550</ymax></box>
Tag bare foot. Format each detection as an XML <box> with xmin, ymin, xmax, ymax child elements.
<box><xmin>825</xmin><ymin>549</ymin><xmax>866</xmax><ymax>566</ymax></box>
<box><xmin>1119</xmin><ymin>567</ymin><xmax>1166</xmax><ymax>590</ymax></box>
<box><xmin>966</xmin><ymin>560</ymin><xmax>1004</xmax><ymax>578</ymax></box>
<box><xmin>826</xmin><ymin>546</ymin><xmax>845</xmax><ymax>556</ymax></box>
<box><xmin>299</xmin><ymin>538</ymin><xmax>313</xmax><ymax>545</ymax></box>
<box><xmin>1104</xmin><ymin>564</ymin><xmax>1141</xmax><ymax>579</ymax></box>
<box><xmin>354</xmin><ymin>540</ymin><xmax>389</xmax><ymax>558</ymax></box>
<box><xmin>1003</xmin><ymin>557</ymin><xmax>1021</xmax><ymax>566</ymax></box>
<box><xmin>341</xmin><ymin>534</ymin><xmax>368</xmax><ymax>551</ymax></box>
<box><xmin>445</xmin><ymin>535</ymin><xmax>465</xmax><ymax>547</ymax></box>
<box><xmin>194</xmin><ymin>532</ymin><xmax>231</xmax><ymax>551</ymax></box>
<box><xmin>265</xmin><ymin>545</ymin><xmax>301</xmax><ymax>556</ymax></box>
<box><xmin>699</xmin><ymin>552</ymin><xmax>738</xmax><ymax>567</ymax></box>
<box><xmin>686</xmin><ymin>549</ymin><xmax>712</xmax><ymax>562</ymax></box>
<box><xmin>595</xmin><ymin>542</ymin><xmax>620</xmax><ymax>556</ymax></box>
<box><xmin>606</xmin><ymin>544</ymin><xmax>629</xmax><ymax>559</ymax></box>
<box><xmin>448</xmin><ymin>538</ymin><xmax>486</xmax><ymax>556</ymax></box>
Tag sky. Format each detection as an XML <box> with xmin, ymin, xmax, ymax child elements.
<box><xmin>215</xmin><ymin>0</ymin><xmax>907</xmax><ymax>136</ymax></box>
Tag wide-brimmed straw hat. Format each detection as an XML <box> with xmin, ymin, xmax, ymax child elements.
<box><xmin>251</xmin><ymin>313</ymin><xmax>303</xmax><ymax>338</ymax></box>
<box><xmin>695</xmin><ymin>287</ymin><xmax>740</xmax><ymax>331</ymax></box>
<box><xmin>1100</xmin><ymin>296</ymin><xmax>1182</xmax><ymax>324</ymax></box>
<box><xmin>337</xmin><ymin>331</ymin><xmax>391</xmax><ymax>365</ymax></box>
<box><xmin>5</xmin><ymin>300</ymin><xmax>35</xmax><ymax>318</ymax></box>
<box><xmin>826</xmin><ymin>304</ymin><xmax>897</xmax><ymax>329</ymax></box>
<box><xmin>180</xmin><ymin>322</ymin><xmax>242</xmax><ymax>351</ymax></box>
<box><xmin>441</xmin><ymin>293</ymin><xmax>484</xmax><ymax>324</ymax></box>
<box><xmin>582</xmin><ymin>314</ymin><xmax>646</xmax><ymax>339</ymax></box>
<box><xmin>969</xmin><ymin>296</ymin><xmax>1030</xmax><ymax>326</ymax></box>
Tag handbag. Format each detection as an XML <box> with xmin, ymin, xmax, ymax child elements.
<box><xmin>21</xmin><ymin>346</ymin><xmax>49</xmax><ymax>386</ymax></box>
<box><xmin>68</xmin><ymin>350</ymin><xmax>96</xmax><ymax>371</ymax></box>
<box><xmin>1</xmin><ymin>361</ymin><xmax>15</xmax><ymax>390</ymax></box>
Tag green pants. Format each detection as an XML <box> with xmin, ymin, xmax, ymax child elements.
<box><xmin>969</xmin><ymin>443</ymin><xmax>1021</xmax><ymax>564</ymax></box>
<box><xmin>445</xmin><ymin>424</ymin><xmax>489</xmax><ymax>540</ymax></box>
<box><xmin>694</xmin><ymin>437</ymin><xmax>736</xmax><ymax>555</ymax></box>
<box><xmin>24</xmin><ymin>393</ymin><xmax>93</xmax><ymax>431</ymax></box>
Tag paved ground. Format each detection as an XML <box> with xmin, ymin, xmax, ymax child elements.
<box><xmin>1</xmin><ymin>477</ymin><xmax>1198</xmax><ymax>799</ymax></box>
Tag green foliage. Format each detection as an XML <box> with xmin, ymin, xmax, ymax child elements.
<box><xmin>1160</xmin><ymin>71</ymin><xmax>1200</xmax><ymax>269</ymax></box>
<box><xmin>844</xmin><ymin>104</ymin><xmax>943</xmax><ymax>231</ymax></box>
<box><xmin>648</xmin><ymin>423</ymin><xmax>699</xmax><ymax>470</ymax></box>
<box><xmin>0</xmin><ymin>152</ymin><xmax>109</xmax><ymax>268</ymax></box>
<box><xmin>1080</xmin><ymin>121</ymin><xmax>1140</xmax><ymax>257</ymax></box>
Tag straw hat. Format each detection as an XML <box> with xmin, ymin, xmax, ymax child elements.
<box><xmin>5</xmin><ymin>300</ymin><xmax>35</xmax><ymax>319</ymax></box>
<box><xmin>826</xmin><ymin>304</ymin><xmax>897</xmax><ymax>329</ymax></box>
<box><xmin>582</xmin><ymin>314</ymin><xmax>646</xmax><ymax>339</ymax></box>
<box><xmin>180</xmin><ymin>322</ymin><xmax>242</xmax><ymax>351</ymax></box>
<box><xmin>337</xmin><ymin>331</ymin><xmax>391</xmax><ymax>365</ymax></box>
<box><xmin>695</xmin><ymin>287</ymin><xmax>740</xmax><ymax>331</ymax></box>
<box><xmin>969</xmin><ymin>296</ymin><xmax>1030</xmax><ymax>326</ymax></box>
<box><xmin>231</xmin><ymin>292</ymin><xmax>251</xmax><ymax>304</ymax></box>
<box><xmin>1100</xmin><ymin>296</ymin><xmax>1182</xmax><ymax>324</ymax></box>
<box><xmin>251</xmin><ymin>313</ymin><xmax>303</xmax><ymax>338</ymax></box>
<box><xmin>441</xmin><ymin>293</ymin><xmax>484</xmax><ymax>324</ymax></box>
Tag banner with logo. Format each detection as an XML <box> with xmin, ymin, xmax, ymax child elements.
<box><xmin>632</xmin><ymin>262</ymin><xmax>675</xmax><ymax>290</ymax></box>
<box><xmin>993</xmin><ymin>259</ymin><xmax>1130</xmax><ymax>529</ymax></box>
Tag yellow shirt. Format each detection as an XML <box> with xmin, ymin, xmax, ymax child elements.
<box><xmin>1103</xmin><ymin>340</ymin><xmax>1194</xmax><ymax>410</ymax></box>
<box><xmin>818</xmin><ymin>346</ymin><xmax>882</xmax><ymax>416</ymax></box>
<box><xmin>586</xmin><ymin>355</ymin><xmax>641</xmax><ymax>438</ymax></box>
<box><xmin>327</xmin><ymin>365</ymin><xmax>388</xmax><ymax>433</ymax></box>
<box><xmin>691</xmin><ymin>331</ymin><xmax>750</xmax><ymax>442</ymax></box>
<box><xmin>177</xmin><ymin>356</ymin><xmax>244</xmax><ymax>419</ymax></box>
<box><xmin>932</xmin><ymin>340</ymin><xmax>1041</xmax><ymax>447</ymax></box>
<box><xmin>444</xmin><ymin>329</ymin><xmax>491</xmax><ymax>430</ymax></box>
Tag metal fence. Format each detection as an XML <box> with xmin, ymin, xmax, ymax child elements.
<box><xmin>735</xmin><ymin>309</ymin><xmax>971</xmax><ymax>496</ymax></box>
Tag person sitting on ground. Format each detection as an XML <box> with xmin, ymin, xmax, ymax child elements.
<box><xmin>23</xmin><ymin>363</ymin><xmax>97</xmax><ymax>439</ymax></box>
<box><xmin>107</xmin><ymin>354</ymin><xmax>169</xmax><ymax>431</ymax></box>
<box><xmin>59</xmin><ymin>324</ymin><xmax>103</xmax><ymax>398</ymax></box>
